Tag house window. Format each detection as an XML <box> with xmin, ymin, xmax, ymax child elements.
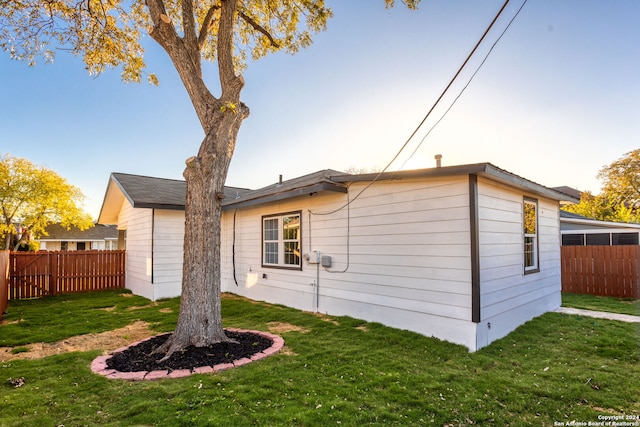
<box><xmin>262</xmin><ymin>212</ymin><xmax>302</xmax><ymax>269</ymax></box>
<box><xmin>612</xmin><ymin>233</ymin><xmax>639</xmax><ymax>246</ymax></box>
<box><xmin>523</xmin><ymin>198</ymin><xmax>539</xmax><ymax>273</ymax></box>
<box><xmin>562</xmin><ymin>234</ymin><xmax>585</xmax><ymax>246</ymax></box>
<box><xmin>586</xmin><ymin>233</ymin><xmax>610</xmax><ymax>246</ymax></box>
<box><xmin>61</xmin><ymin>241</ymin><xmax>68</xmax><ymax>251</ymax></box>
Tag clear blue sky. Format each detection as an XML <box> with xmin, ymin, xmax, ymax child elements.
<box><xmin>1</xmin><ymin>0</ymin><xmax>638</xmax><ymax>219</ymax></box>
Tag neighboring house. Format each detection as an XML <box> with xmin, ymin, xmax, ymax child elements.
<box><xmin>37</xmin><ymin>223</ymin><xmax>119</xmax><ymax>251</ymax></box>
<box><xmin>559</xmin><ymin>210</ymin><xmax>640</xmax><ymax>246</ymax></box>
<box><xmin>98</xmin><ymin>163</ymin><xmax>577</xmax><ymax>351</ymax></box>
<box><xmin>552</xmin><ymin>186</ymin><xmax>640</xmax><ymax>245</ymax></box>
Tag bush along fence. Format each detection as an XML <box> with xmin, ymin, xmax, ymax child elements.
<box><xmin>9</xmin><ymin>250</ymin><xmax>125</xmax><ymax>300</ymax></box>
<box><xmin>561</xmin><ymin>245</ymin><xmax>640</xmax><ymax>298</ymax></box>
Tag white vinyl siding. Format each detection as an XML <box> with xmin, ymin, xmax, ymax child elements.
<box><xmin>122</xmin><ymin>171</ymin><xmax>563</xmax><ymax>351</ymax></box>
<box><xmin>152</xmin><ymin>210</ymin><xmax>185</xmax><ymax>299</ymax></box>
<box><xmin>117</xmin><ymin>201</ymin><xmax>154</xmax><ymax>300</ymax></box>
<box><xmin>222</xmin><ymin>176</ymin><xmax>478</xmax><ymax>349</ymax></box>
<box><xmin>117</xmin><ymin>206</ymin><xmax>185</xmax><ymax>301</ymax></box>
<box><xmin>475</xmin><ymin>178</ymin><xmax>561</xmax><ymax>348</ymax></box>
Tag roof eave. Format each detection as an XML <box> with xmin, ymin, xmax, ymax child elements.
<box><xmin>133</xmin><ymin>202</ymin><xmax>185</xmax><ymax>211</ymax></box>
<box><xmin>561</xmin><ymin>217</ymin><xmax>640</xmax><ymax>229</ymax></box>
<box><xmin>480</xmin><ymin>164</ymin><xmax>579</xmax><ymax>203</ymax></box>
<box><xmin>332</xmin><ymin>163</ymin><xmax>579</xmax><ymax>204</ymax></box>
<box><xmin>331</xmin><ymin>163</ymin><xmax>490</xmax><ymax>183</ymax></box>
<box><xmin>222</xmin><ymin>182</ymin><xmax>347</xmax><ymax>210</ymax></box>
<box><xmin>97</xmin><ymin>176</ymin><xmax>128</xmax><ymax>225</ymax></box>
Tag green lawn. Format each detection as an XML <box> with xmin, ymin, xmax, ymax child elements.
<box><xmin>562</xmin><ymin>292</ymin><xmax>640</xmax><ymax>316</ymax></box>
<box><xmin>1</xmin><ymin>290</ymin><xmax>639</xmax><ymax>426</ymax></box>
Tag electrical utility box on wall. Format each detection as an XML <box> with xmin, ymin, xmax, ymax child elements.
<box><xmin>321</xmin><ymin>255</ymin><xmax>332</xmax><ymax>268</ymax></box>
<box><xmin>304</xmin><ymin>250</ymin><xmax>320</xmax><ymax>264</ymax></box>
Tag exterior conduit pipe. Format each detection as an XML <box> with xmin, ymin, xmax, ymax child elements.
<box><xmin>151</xmin><ymin>209</ymin><xmax>155</xmax><ymax>285</ymax></box>
<box><xmin>316</xmin><ymin>261</ymin><xmax>320</xmax><ymax>313</ymax></box>
<box><xmin>232</xmin><ymin>209</ymin><xmax>238</xmax><ymax>286</ymax></box>
<box><xmin>308</xmin><ymin>209</ymin><xmax>320</xmax><ymax>313</ymax></box>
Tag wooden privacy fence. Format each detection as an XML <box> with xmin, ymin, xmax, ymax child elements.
<box><xmin>1</xmin><ymin>251</ymin><xmax>9</xmax><ymax>319</ymax></box>
<box><xmin>561</xmin><ymin>245</ymin><xmax>639</xmax><ymax>298</ymax></box>
<box><xmin>9</xmin><ymin>250</ymin><xmax>125</xmax><ymax>300</ymax></box>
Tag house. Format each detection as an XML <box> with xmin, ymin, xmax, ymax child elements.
<box><xmin>97</xmin><ymin>172</ymin><xmax>251</xmax><ymax>300</ymax></box>
<box><xmin>37</xmin><ymin>223</ymin><xmax>119</xmax><ymax>251</ymax></box>
<box><xmin>98</xmin><ymin>163</ymin><xmax>577</xmax><ymax>351</ymax></box>
<box><xmin>559</xmin><ymin>210</ymin><xmax>640</xmax><ymax>246</ymax></box>
<box><xmin>552</xmin><ymin>186</ymin><xmax>640</xmax><ymax>245</ymax></box>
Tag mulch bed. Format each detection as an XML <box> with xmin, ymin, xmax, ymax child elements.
<box><xmin>106</xmin><ymin>330</ymin><xmax>274</xmax><ymax>372</ymax></box>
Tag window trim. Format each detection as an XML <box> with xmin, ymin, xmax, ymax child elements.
<box><xmin>261</xmin><ymin>211</ymin><xmax>303</xmax><ymax>270</ymax></box>
<box><xmin>523</xmin><ymin>197</ymin><xmax>540</xmax><ymax>274</ymax></box>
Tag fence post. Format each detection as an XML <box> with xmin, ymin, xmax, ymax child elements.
<box><xmin>0</xmin><ymin>251</ymin><xmax>9</xmax><ymax>320</ymax></box>
<box><xmin>50</xmin><ymin>252</ymin><xmax>57</xmax><ymax>296</ymax></box>
<box><xmin>119</xmin><ymin>250</ymin><xmax>125</xmax><ymax>289</ymax></box>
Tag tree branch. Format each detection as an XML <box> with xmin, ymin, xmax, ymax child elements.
<box><xmin>180</xmin><ymin>0</ymin><xmax>198</xmax><ymax>53</ymax></box>
<box><xmin>237</xmin><ymin>9</ymin><xmax>280</xmax><ymax>48</ymax></box>
<box><xmin>197</xmin><ymin>5</ymin><xmax>220</xmax><ymax>50</ymax></box>
<box><xmin>146</xmin><ymin>0</ymin><xmax>174</xmax><ymax>36</ymax></box>
<box><xmin>217</xmin><ymin>0</ymin><xmax>243</xmax><ymax>99</ymax></box>
<box><xmin>146</xmin><ymin>0</ymin><xmax>216</xmax><ymax>129</ymax></box>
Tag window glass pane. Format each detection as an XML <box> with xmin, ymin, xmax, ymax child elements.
<box><xmin>524</xmin><ymin>236</ymin><xmax>536</xmax><ymax>268</ymax></box>
<box><xmin>523</xmin><ymin>199</ymin><xmax>538</xmax><ymax>272</ymax></box>
<box><xmin>262</xmin><ymin>213</ymin><xmax>302</xmax><ymax>268</ymax></box>
<box><xmin>264</xmin><ymin>218</ymin><xmax>278</xmax><ymax>241</ymax></box>
<box><xmin>586</xmin><ymin>233</ymin><xmax>610</xmax><ymax>246</ymax></box>
<box><xmin>283</xmin><ymin>215</ymin><xmax>300</xmax><ymax>265</ymax></box>
<box><xmin>612</xmin><ymin>233</ymin><xmax>639</xmax><ymax>245</ymax></box>
<box><xmin>284</xmin><ymin>241</ymin><xmax>300</xmax><ymax>265</ymax></box>
<box><xmin>282</xmin><ymin>215</ymin><xmax>300</xmax><ymax>240</ymax></box>
<box><xmin>524</xmin><ymin>202</ymin><xmax>536</xmax><ymax>234</ymax></box>
<box><xmin>264</xmin><ymin>242</ymin><xmax>278</xmax><ymax>264</ymax></box>
<box><xmin>562</xmin><ymin>234</ymin><xmax>585</xmax><ymax>246</ymax></box>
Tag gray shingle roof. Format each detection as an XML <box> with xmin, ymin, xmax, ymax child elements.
<box><xmin>111</xmin><ymin>173</ymin><xmax>186</xmax><ymax>209</ymax></box>
<box><xmin>110</xmin><ymin>172</ymin><xmax>251</xmax><ymax>210</ymax></box>
<box><xmin>560</xmin><ymin>210</ymin><xmax>590</xmax><ymax>220</ymax></box>
<box><xmin>222</xmin><ymin>169</ymin><xmax>348</xmax><ymax>210</ymax></box>
<box><xmin>104</xmin><ymin>163</ymin><xmax>577</xmax><ymax>215</ymax></box>
<box><xmin>40</xmin><ymin>223</ymin><xmax>118</xmax><ymax>240</ymax></box>
<box><xmin>553</xmin><ymin>186</ymin><xmax>582</xmax><ymax>200</ymax></box>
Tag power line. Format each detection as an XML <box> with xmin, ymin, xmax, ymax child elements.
<box><xmin>400</xmin><ymin>0</ymin><xmax>529</xmax><ymax>169</ymax></box>
<box><xmin>311</xmin><ymin>0</ymin><xmax>514</xmax><ymax>216</ymax></box>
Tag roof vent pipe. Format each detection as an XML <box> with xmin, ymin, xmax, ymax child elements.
<box><xmin>435</xmin><ymin>154</ymin><xmax>443</xmax><ymax>168</ymax></box>
<box><xmin>278</xmin><ymin>174</ymin><xmax>283</xmax><ymax>185</ymax></box>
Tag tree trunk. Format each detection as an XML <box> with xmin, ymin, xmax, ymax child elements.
<box><xmin>149</xmin><ymin>0</ymin><xmax>249</xmax><ymax>359</ymax></box>
<box><xmin>156</xmin><ymin>104</ymin><xmax>246</xmax><ymax>359</ymax></box>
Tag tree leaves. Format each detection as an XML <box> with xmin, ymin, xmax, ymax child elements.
<box><xmin>598</xmin><ymin>149</ymin><xmax>640</xmax><ymax>211</ymax></box>
<box><xmin>0</xmin><ymin>154</ymin><xmax>94</xmax><ymax>249</ymax></box>
<box><xmin>0</xmin><ymin>0</ymin><xmax>335</xmax><ymax>82</ymax></box>
<box><xmin>563</xmin><ymin>149</ymin><xmax>640</xmax><ymax>223</ymax></box>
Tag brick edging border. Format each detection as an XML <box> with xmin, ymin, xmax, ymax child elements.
<box><xmin>90</xmin><ymin>328</ymin><xmax>284</xmax><ymax>381</ymax></box>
